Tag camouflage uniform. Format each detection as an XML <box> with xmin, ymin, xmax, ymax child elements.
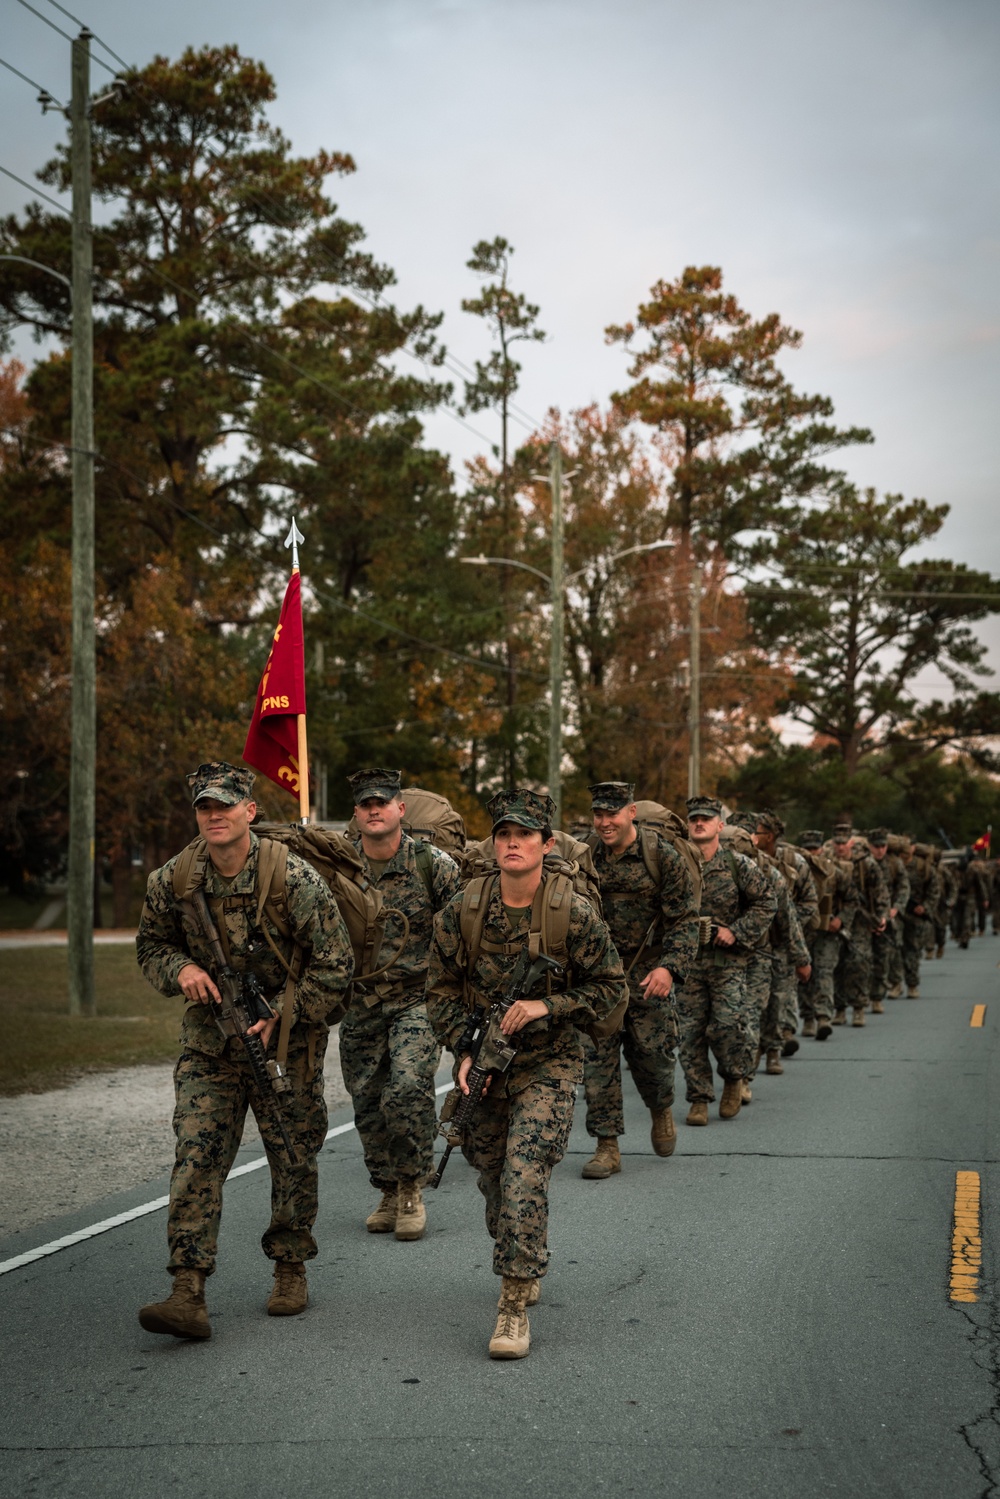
<box><xmin>832</xmin><ymin>842</ymin><xmax>890</xmax><ymax>1016</ymax></box>
<box><xmin>761</xmin><ymin>864</ymin><xmax>810</xmax><ymax>1056</ymax></box>
<box><xmin>427</xmin><ymin>873</ymin><xmax>627</xmax><ymax>1282</ymax></box>
<box><xmin>677</xmin><ymin>844</ymin><xmax>776</xmax><ymax>1100</ymax></box>
<box><xmin>869</xmin><ymin>839</ymin><xmax>909</xmax><ymax>1002</ymax></box>
<box><xmin>772</xmin><ymin>843</ymin><xmax>819</xmax><ymax>1043</ymax></box>
<box><xmin>902</xmin><ymin>847</ymin><xmax>942</xmax><ymax>977</ymax></box>
<box><xmin>342</xmin><ymin>828</ymin><xmax>460</xmax><ymax>1189</ymax></box>
<box><xmin>583</xmin><ymin>829</ymin><xmax>698</xmax><ymax>1138</ymax></box>
<box><xmin>797</xmin><ymin>838</ymin><xmax>857</xmax><ymax>1026</ymax></box>
<box><xmin>137</xmin><ymin>829</ymin><xmax>353</xmax><ymax>1275</ymax></box>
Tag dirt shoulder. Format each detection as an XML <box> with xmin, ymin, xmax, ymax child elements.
<box><xmin>0</xmin><ymin>1035</ymin><xmax>351</xmax><ymax>1242</ymax></box>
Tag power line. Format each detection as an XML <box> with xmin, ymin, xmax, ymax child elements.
<box><xmin>35</xmin><ymin>0</ymin><xmax>131</xmax><ymax>72</ymax></box>
<box><xmin>12</xmin><ymin>0</ymin><xmax>117</xmax><ymax>75</ymax></box>
<box><xmin>0</xmin><ymin>161</ymin><xmax>71</xmax><ymax>215</ymax></box>
<box><xmin>0</xmin><ymin>53</ymin><xmax>63</xmax><ymax>105</ymax></box>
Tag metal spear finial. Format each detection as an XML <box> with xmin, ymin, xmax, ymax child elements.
<box><xmin>284</xmin><ymin>517</ymin><xmax>305</xmax><ymax>571</ymax></box>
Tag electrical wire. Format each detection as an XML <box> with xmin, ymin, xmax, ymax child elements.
<box><xmin>0</xmin><ymin>53</ymin><xmax>63</xmax><ymax>105</ymax></box>
<box><xmin>12</xmin><ymin>0</ymin><xmax>117</xmax><ymax>75</ymax></box>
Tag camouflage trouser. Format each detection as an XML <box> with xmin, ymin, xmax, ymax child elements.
<box><xmin>744</xmin><ymin>949</ymin><xmax>772</xmax><ymax>1063</ymax></box>
<box><xmin>582</xmin><ymin>974</ymin><xmax>677</xmax><ymax>1137</ymax></box>
<box><xmin>339</xmin><ymin>994</ymin><xmax>441</xmax><ymax>1189</ymax></box>
<box><xmin>763</xmin><ymin>951</ymin><xmax>793</xmax><ymax>1053</ymax></box>
<box><xmin>462</xmin><ymin>1077</ymin><xmax>576</xmax><ymax>1280</ymax></box>
<box><xmin>167</xmin><ymin>1027</ymin><xmax>329</xmax><ymax>1275</ymax></box>
<box><xmin>932</xmin><ymin>913</ymin><xmax>948</xmax><ymax>949</ymax></box>
<box><xmin>869</xmin><ymin>927</ymin><xmax>897</xmax><ymax>1001</ymax></box>
<box><xmin>835</xmin><ymin>927</ymin><xmax>873</xmax><ymax>1012</ymax></box>
<box><xmin>801</xmin><ymin>931</ymin><xmax>840</xmax><ymax>1022</ymax></box>
<box><xmin>902</xmin><ymin>914</ymin><xmax>930</xmax><ymax>982</ymax></box>
<box><xmin>993</xmin><ymin>891</ymin><xmax>1000</xmax><ymax>934</ymax></box>
<box><xmin>676</xmin><ymin>958</ymin><xmax>754</xmax><ymax>1099</ymax></box>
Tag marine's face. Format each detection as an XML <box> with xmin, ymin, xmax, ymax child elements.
<box><xmin>493</xmin><ymin>822</ymin><xmax>554</xmax><ymax>877</ymax></box>
<box><xmin>755</xmin><ymin>825</ymin><xmax>777</xmax><ymax>856</ymax></box>
<box><xmin>592</xmin><ymin>804</ymin><xmax>637</xmax><ymax>850</ymax></box>
<box><xmin>194</xmin><ymin>797</ymin><xmax>256</xmax><ymax>850</ymax></box>
<box><xmin>870</xmin><ymin>844</ymin><xmax>887</xmax><ymax>861</ymax></box>
<box><xmin>687</xmin><ymin>813</ymin><xmax>722</xmax><ymax>844</ymax></box>
<box><xmin>354</xmin><ymin>796</ymin><xmax>405</xmax><ymax>837</ymax></box>
<box><xmin>833</xmin><ymin>838</ymin><xmax>853</xmax><ymax>859</ymax></box>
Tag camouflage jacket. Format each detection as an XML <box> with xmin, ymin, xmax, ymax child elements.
<box><xmin>904</xmin><ymin>854</ymin><xmax>942</xmax><ymax>914</ymax></box>
<box><xmin>848</xmin><ymin>847</ymin><xmax>891</xmax><ymax>931</ymax></box>
<box><xmin>776</xmin><ymin>844</ymin><xmax>820</xmax><ymax>934</ymax></box>
<box><xmin>763</xmin><ymin>856</ymin><xmax>811</xmax><ymax>966</ymax></box>
<box><xmin>352</xmin><ymin>832</ymin><xmax>461</xmax><ymax>1003</ymax></box>
<box><xmin>875</xmin><ymin>851</ymin><xmax>910</xmax><ymax>916</ymax></box>
<box><xmin>590</xmin><ymin>831</ymin><xmax>699</xmax><ymax>980</ymax></box>
<box><xmin>697</xmin><ymin>845</ymin><xmax>777</xmax><ymax>966</ymax></box>
<box><xmin>136</xmin><ymin>832</ymin><xmax>354</xmax><ymax>1055</ymax></box>
<box><xmin>427</xmin><ymin>879</ymin><xmax>628</xmax><ymax>1094</ymax></box>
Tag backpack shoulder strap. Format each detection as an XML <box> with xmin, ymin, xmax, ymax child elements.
<box><xmin>458</xmin><ymin>873</ymin><xmax>497</xmax><ymax>976</ymax></box>
<box><xmin>255</xmin><ymin>837</ymin><xmax>291</xmax><ymax>932</ymax></box>
<box><xmin>638</xmin><ymin>826</ymin><xmax>661</xmax><ymax>886</ymax></box>
<box><xmin>171</xmin><ymin>837</ymin><xmax>209</xmax><ymax>900</ymax></box>
<box><xmin>413</xmin><ymin>840</ymin><xmax>435</xmax><ymax>901</ymax></box>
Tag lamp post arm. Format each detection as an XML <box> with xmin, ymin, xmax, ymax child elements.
<box><xmin>0</xmin><ymin>254</ymin><xmax>73</xmax><ymax>295</ymax></box>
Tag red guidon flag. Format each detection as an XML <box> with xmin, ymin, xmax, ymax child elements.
<box><xmin>243</xmin><ymin>571</ymin><xmax>306</xmax><ymax>797</ymax></box>
<box><xmin>972</xmin><ymin>831</ymin><xmax>991</xmax><ymax>855</ymax></box>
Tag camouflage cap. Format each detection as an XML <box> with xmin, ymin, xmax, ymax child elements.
<box><xmin>868</xmin><ymin>827</ymin><xmax>891</xmax><ymax>846</ymax></box>
<box><xmin>347</xmin><ymin>767</ymin><xmax>402</xmax><ymax>803</ymax></box>
<box><xmin>831</xmin><ymin>822</ymin><xmax>854</xmax><ymax>840</ymax></box>
<box><xmin>589</xmin><ymin>781</ymin><xmax>636</xmax><ymax>811</ymax></box>
<box><xmin>686</xmin><ymin>795</ymin><xmax>723</xmax><ymax>819</ymax></box>
<box><xmin>798</xmin><ymin>829</ymin><xmax>825</xmax><ymax>849</ymax></box>
<box><xmin>727</xmin><ymin>811</ymin><xmax>759</xmax><ymax>833</ymax></box>
<box><xmin>187</xmin><ymin>761</ymin><xmax>256</xmax><ymax>807</ymax></box>
<box><xmin>487</xmin><ymin>788</ymin><xmax>555</xmax><ymax>835</ymax></box>
<box><xmin>757</xmin><ymin>808</ymin><xmax>786</xmax><ymax>836</ymax></box>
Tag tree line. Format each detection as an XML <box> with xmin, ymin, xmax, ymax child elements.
<box><xmin>2</xmin><ymin>44</ymin><xmax>998</xmax><ymax>918</ymax></box>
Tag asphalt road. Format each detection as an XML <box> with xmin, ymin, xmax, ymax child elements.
<box><xmin>2</xmin><ymin>936</ymin><xmax>999</xmax><ymax>1499</ymax></box>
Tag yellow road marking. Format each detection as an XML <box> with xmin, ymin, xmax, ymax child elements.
<box><xmin>971</xmin><ymin>1005</ymin><xmax>987</xmax><ymax>1027</ymax></box>
<box><xmin>950</xmin><ymin>1171</ymin><xmax>982</xmax><ymax>1303</ymax></box>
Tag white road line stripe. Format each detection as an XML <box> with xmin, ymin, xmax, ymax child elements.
<box><xmin>0</xmin><ymin>1080</ymin><xmax>454</xmax><ymax>1278</ymax></box>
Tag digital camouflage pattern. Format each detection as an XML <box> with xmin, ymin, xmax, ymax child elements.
<box><xmin>427</xmin><ymin>876</ymin><xmax>626</xmax><ymax>1281</ymax></box>
<box><xmin>801</xmin><ymin>930</ymin><xmax>842</xmax><ymax>1023</ymax></box>
<box><xmin>187</xmin><ymin>759</ymin><xmax>256</xmax><ymax>806</ymax></box>
<box><xmin>869</xmin><ymin>849</ymin><xmax>909</xmax><ymax>1001</ymax></box>
<box><xmin>136</xmin><ymin>833</ymin><xmax>353</xmax><ymax>1274</ymax></box>
<box><xmin>676</xmin><ymin>845</ymin><xmax>776</xmax><ymax>1097</ymax></box>
<box><xmin>902</xmin><ymin>849</ymin><xmax>942</xmax><ymax>975</ymax></box>
<box><xmin>833</xmin><ymin>845</ymin><xmax>890</xmax><ymax>1013</ymax></box>
<box><xmin>341</xmin><ymin>830</ymin><xmax>461</xmax><ymax>1187</ymax></box>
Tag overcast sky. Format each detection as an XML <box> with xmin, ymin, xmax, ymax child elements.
<box><xmin>3</xmin><ymin>0</ymin><xmax>999</xmax><ymax>698</ymax></box>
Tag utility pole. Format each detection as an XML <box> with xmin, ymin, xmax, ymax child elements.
<box><xmin>687</xmin><ymin>561</ymin><xmax>701</xmax><ymax>800</ymax></box>
<box><xmin>67</xmin><ymin>29</ymin><xmax>95</xmax><ymax>1016</ymax></box>
<box><xmin>547</xmin><ymin>441</ymin><xmax>564</xmax><ymax>828</ymax></box>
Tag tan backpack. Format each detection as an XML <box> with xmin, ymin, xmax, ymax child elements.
<box><xmin>794</xmin><ymin>846</ymin><xmax>839</xmax><ymax>931</ymax></box>
<box><xmin>346</xmin><ymin>785</ymin><xmax>467</xmax><ymax>856</ymax></box>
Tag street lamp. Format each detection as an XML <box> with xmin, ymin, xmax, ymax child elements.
<box><xmin>462</xmin><ymin>471</ymin><xmax>674</xmax><ymax>827</ymax></box>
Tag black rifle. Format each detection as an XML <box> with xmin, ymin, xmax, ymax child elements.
<box><xmin>429</xmin><ymin>948</ymin><xmax>563</xmax><ymax>1189</ymax></box>
<box><xmin>188</xmin><ymin>888</ymin><xmax>297</xmax><ymax>1165</ymax></box>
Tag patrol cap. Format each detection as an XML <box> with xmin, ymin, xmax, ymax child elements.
<box><xmin>487</xmin><ymin>788</ymin><xmax>555</xmax><ymax>836</ymax></box>
<box><xmin>798</xmin><ymin>829</ymin><xmax>825</xmax><ymax>849</ymax></box>
<box><xmin>187</xmin><ymin>761</ymin><xmax>256</xmax><ymax>807</ymax></box>
<box><xmin>831</xmin><ymin>822</ymin><xmax>854</xmax><ymax>841</ymax></box>
<box><xmin>757</xmin><ymin>809</ymin><xmax>786</xmax><ymax>836</ymax></box>
<box><xmin>589</xmin><ymin>781</ymin><xmax>635</xmax><ymax>811</ymax></box>
<box><xmin>726</xmin><ymin>811</ymin><xmax>759</xmax><ymax>833</ymax></box>
<box><xmin>687</xmin><ymin>795</ymin><xmax>723</xmax><ymax>819</ymax></box>
<box><xmin>348</xmin><ymin>767</ymin><xmax>402</xmax><ymax>803</ymax></box>
<box><xmin>868</xmin><ymin>827</ymin><xmax>891</xmax><ymax>846</ymax></box>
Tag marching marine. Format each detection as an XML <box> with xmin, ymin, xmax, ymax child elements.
<box><xmin>136</xmin><ymin>762</ymin><xmax>354</xmax><ymax>1339</ymax></box>
<box><xmin>426</xmin><ymin>790</ymin><xmax>628</xmax><ymax>1360</ymax></box>
<box><xmin>342</xmin><ymin>767</ymin><xmax>461</xmax><ymax>1241</ymax></box>
<box><xmin>579</xmin><ymin>782</ymin><xmax>699</xmax><ymax>1179</ymax></box>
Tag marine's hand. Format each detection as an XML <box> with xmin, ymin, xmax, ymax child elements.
<box><xmin>247</xmin><ymin>1014</ymin><xmax>278</xmax><ymax>1049</ymax></box>
<box><xmin>796</xmin><ymin>963</ymin><xmax>812</xmax><ymax>983</ymax></box>
<box><xmin>829</xmin><ymin>916</ymin><xmax>843</xmax><ymax>933</ymax></box>
<box><xmin>178</xmin><ymin>963</ymin><xmax>221</xmax><ymax>1005</ymax></box>
<box><xmin>640</xmin><ymin>966</ymin><xmax>673</xmax><ymax>998</ymax></box>
<box><xmin>500</xmin><ymin>998</ymin><xmax>550</xmax><ymax>1034</ymax></box>
<box><xmin>874</xmin><ymin>918</ymin><xmax>887</xmax><ymax>935</ymax></box>
<box><xmin>458</xmin><ymin>1054</ymin><xmax>492</xmax><ymax>1096</ymax></box>
<box><xmin>713</xmin><ymin>926</ymin><xmax>736</xmax><ymax>948</ymax></box>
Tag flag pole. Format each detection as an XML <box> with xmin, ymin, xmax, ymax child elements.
<box><xmin>285</xmin><ymin>518</ymin><xmax>310</xmax><ymax>824</ymax></box>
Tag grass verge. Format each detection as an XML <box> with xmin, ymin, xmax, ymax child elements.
<box><xmin>0</xmin><ymin>946</ymin><xmax>180</xmax><ymax>1096</ymax></box>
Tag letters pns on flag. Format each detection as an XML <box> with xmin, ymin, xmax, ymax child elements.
<box><xmin>243</xmin><ymin>571</ymin><xmax>306</xmax><ymax>796</ymax></box>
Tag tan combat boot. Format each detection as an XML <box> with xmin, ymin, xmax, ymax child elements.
<box><xmin>924</xmin><ymin>946</ymin><xmax>935</xmax><ymax>960</ymax></box>
<box><xmin>936</xmin><ymin>945</ymin><xmax>945</xmax><ymax>959</ymax></box>
<box><xmin>816</xmin><ymin>1018</ymin><xmax>833</xmax><ymax>1040</ymax></box>
<box><xmin>832</xmin><ymin>1009</ymin><xmax>847</xmax><ymax>1025</ymax></box>
<box><xmin>395</xmin><ymin>1182</ymin><xmax>427</xmax><ymax>1241</ymax></box>
<box><xmin>801</xmin><ymin>1018</ymin><xmax>818</xmax><ymax>1038</ymax></box>
<box><xmin>582</xmin><ymin>1137</ymin><xmax>622</xmax><ymax>1178</ymax></box>
<box><xmin>781</xmin><ymin>1034</ymin><xmax>800</xmax><ymax>1057</ymax></box>
<box><xmin>650</xmin><ymin>1107</ymin><xmax>677</xmax><ymax>1157</ymax></box>
<box><xmin>366</xmin><ymin>1188</ymin><xmax>397</xmax><ymax>1233</ymax></box>
<box><xmin>686</xmin><ymin>1099</ymin><xmax>709</xmax><ymax>1126</ymax></box>
<box><xmin>852</xmin><ymin>1008</ymin><xmax>866</xmax><ymax>1027</ymax></box>
<box><xmin>719</xmin><ymin>1079</ymin><xmax>743</xmax><ymax>1119</ymax></box>
<box><xmin>489</xmin><ymin>1277</ymin><xmax>531</xmax><ymax>1359</ymax></box>
<box><xmin>526</xmin><ymin>1279</ymin><xmax>542</xmax><ymax>1307</ymax></box>
<box><xmin>765</xmin><ymin>1049</ymin><xmax>784</xmax><ymax>1075</ymax></box>
<box><xmin>267</xmin><ymin>1261</ymin><xmax>308</xmax><ymax>1316</ymax></box>
<box><xmin>740</xmin><ymin>1080</ymin><xmax>753</xmax><ymax>1104</ymax></box>
<box><xmin>907</xmin><ymin>986</ymin><xmax>920</xmax><ymax>999</ymax></box>
<box><xmin>887</xmin><ymin>983</ymin><xmax>902</xmax><ymax>998</ymax></box>
<box><xmin>138</xmin><ymin>1268</ymin><xmax>211</xmax><ymax>1340</ymax></box>
<box><xmin>871</xmin><ymin>998</ymin><xmax>885</xmax><ymax>1014</ymax></box>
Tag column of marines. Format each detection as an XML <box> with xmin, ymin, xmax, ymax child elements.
<box><xmin>135</xmin><ymin>762</ymin><xmax>991</xmax><ymax>1359</ymax></box>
